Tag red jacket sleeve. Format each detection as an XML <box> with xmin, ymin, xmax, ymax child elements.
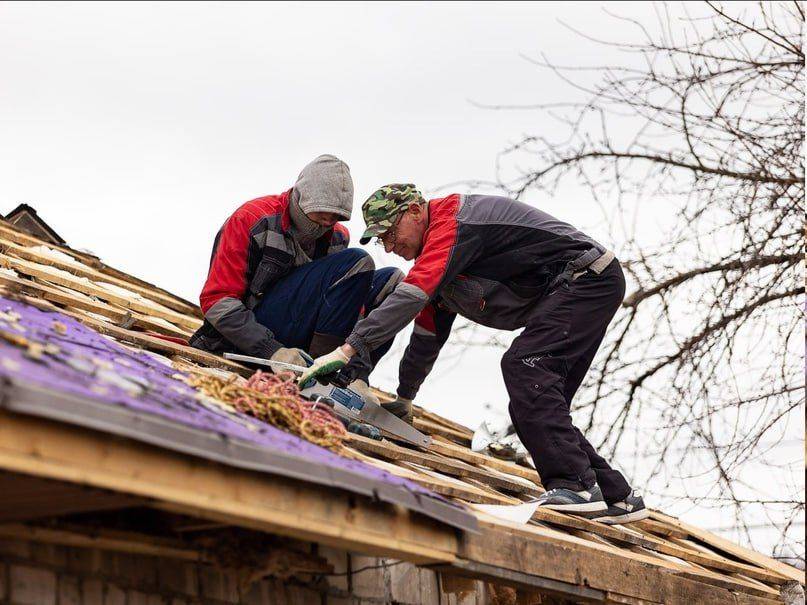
<box><xmin>200</xmin><ymin>212</ymin><xmax>252</xmax><ymax>315</ymax></box>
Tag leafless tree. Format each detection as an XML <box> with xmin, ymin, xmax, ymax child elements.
<box><xmin>480</xmin><ymin>1</ymin><xmax>803</xmax><ymax>563</ymax></box>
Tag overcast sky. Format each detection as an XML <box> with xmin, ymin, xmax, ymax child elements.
<box><xmin>1</xmin><ymin>0</ymin><xmax>657</xmax><ymax>419</ymax></box>
<box><xmin>2</xmin><ymin>1</ymin><xmax>799</xmax><ymax>555</ymax></box>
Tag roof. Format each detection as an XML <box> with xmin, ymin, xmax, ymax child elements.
<box><xmin>0</xmin><ymin>212</ymin><xmax>802</xmax><ymax>603</ymax></box>
<box><xmin>3</xmin><ymin>203</ymin><xmax>67</xmax><ymax>245</ymax></box>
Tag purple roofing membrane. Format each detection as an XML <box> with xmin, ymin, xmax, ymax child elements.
<box><xmin>0</xmin><ymin>296</ymin><xmax>476</xmax><ymax>532</ymax></box>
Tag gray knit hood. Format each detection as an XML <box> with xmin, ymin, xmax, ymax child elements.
<box><xmin>291</xmin><ymin>154</ymin><xmax>353</xmax><ymax>221</ymax></box>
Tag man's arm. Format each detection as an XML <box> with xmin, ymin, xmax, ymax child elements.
<box><xmin>200</xmin><ymin>213</ymin><xmax>283</xmax><ymax>358</ymax></box>
<box><xmin>346</xmin><ymin>201</ymin><xmax>478</xmax><ymax>358</ymax></box>
<box><xmin>397</xmin><ymin>302</ymin><xmax>456</xmax><ymax>400</ymax></box>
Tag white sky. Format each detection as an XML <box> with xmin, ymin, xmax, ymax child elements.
<box><xmin>1</xmin><ymin>0</ymin><xmax>647</xmax><ymax>422</ymax></box>
<box><xmin>2</xmin><ymin>1</ymin><xmax>800</xmax><ymax>557</ymax></box>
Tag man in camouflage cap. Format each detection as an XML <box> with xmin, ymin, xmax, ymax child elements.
<box><xmin>300</xmin><ymin>183</ymin><xmax>650</xmax><ymax>525</ymax></box>
<box><xmin>359</xmin><ymin>184</ymin><xmax>425</xmax><ymax>244</ymax></box>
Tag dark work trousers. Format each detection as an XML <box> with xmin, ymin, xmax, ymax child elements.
<box><xmin>501</xmin><ymin>260</ymin><xmax>632</xmax><ymax>503</ymax></box>
<box><xmin>253</xmin><ymin>248</ymin><xmax>402</xmax><ymax>380</ymax></box>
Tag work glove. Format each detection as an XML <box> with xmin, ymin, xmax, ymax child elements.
<box><xmin>297</xmin><ymin>347</ymin><xmax>350</xmax><ymax>388</ymax></box>
<box><xmin>347</xmin><ymin>378</ymin><xmax>380</xmax><ymax>406</ymax></box>
<box><xmin>269</xmin><ymin>347</ymin><xmax>313</xmax><ymax>373</ymax></box>
<box><xmin>382</xmin><ymin>395</ymin><xmax>413</xmax><ymax>424</ymax></box>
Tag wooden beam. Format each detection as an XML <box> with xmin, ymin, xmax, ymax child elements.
<box><xmin>432</xmin><ymin>558</ymin><xmax>605</xmax><ymax>603</ymax></box>
<box><xmin>415</xmin><ymin>419</ymin><xmax>471</xmax><ymax>446</ymax></box>
<box><xmin>0</xmin><ymin>412</ymin><xmax>458</xmax><ymax>564</ymax></box>
<box><xmin>458</xmin><ymin>513</ymin><xmax>783</xmax><ymax>604</ymax></box>
<box><xmin>648</xmin><ymin>511</ymin><xmax>805</xmax><ymax>585</ymax></box>
<box><xmin>0</xmin><ymin>222</ymin><xmax>201</xmax><ymax>317</ymax></box>
<box><xmin>525</xmin><ymin>507</ymin><xmax>790</xmax><ymax>585</ymax></box>
<box><xmin>0</xmin><ymin>273</ymin><xmax>191</xmax><ymax>340</ymax></box>
<box><xmin>0</xmin><ymin>239</ymin><xmax>199</xmax><ymax>319</ymax></box>
<box><xmin>0</xmin><ymin>523</ymin><xmax>210</xmax><ymax>562</ymax></box>
<box><xmin>423</xmin><ymin>436</ymin><xmax>542</xmax><ymax>484</ymax></box>
<box><xmin>351</xmin><ymin>450</ymin><xmax>515</xmax><ymax>505</ymax></box>
<box><xmin>0</xmin><ymin>254</ymin><xmax>201</xmax><ymax>331</ymax></box>
<box><xmin>347</xmin><ymin>435</ymin><xmax>540</xmax><ymax>496</ymax></box>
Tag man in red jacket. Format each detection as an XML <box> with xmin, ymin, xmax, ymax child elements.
<box><xmin>300</xmin><ymin>184</ymin><xmax>648</xmax><ymax>524</ymax></box>
<box><xmin>190</xmin><ymin>156</ymin><xmax>403</xmax><ymax>402</ymax></box>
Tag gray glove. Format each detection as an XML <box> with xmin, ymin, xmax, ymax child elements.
<box><xmin>269</xmin><ymin>347</ymin><xmax>312</xmax><ymax>372</ymax></box>
<box><xmin>382</xmin><ymin>395</ymin><xmax>413</xmax><ymax>424</ymax></box>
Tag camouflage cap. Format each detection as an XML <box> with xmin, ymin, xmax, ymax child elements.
<box><xmin>359</xmin><ymin>183</ymin><xmax>425</xmax><ymax>244</ymax></box>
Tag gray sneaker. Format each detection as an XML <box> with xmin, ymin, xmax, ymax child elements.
<box><xmin>589</xmin><ymin>490</ymin><xmax>649</xmax><ymax>524</ymax></box>
<box><xmin>534</xmin><ymin>484</ymin><xmax>607</xmax><ymax>513</ymax></box>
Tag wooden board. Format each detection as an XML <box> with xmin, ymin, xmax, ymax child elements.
<box><xmin>0</xmin><ymin>222</ymin><xmax>201</xmax><ymax>317</ymax></box>
<box><xmin>0</xmin><ymin>272</ymin><xmax>191</xmax><ymax>340</ymax></box>
<box><xmin>0</xmin><ymin>254</ymin><xmax>202</xmax><ymax>331</ymax></box>
<box><xmin>649</xmin><ymin>510</ymin><xmax>805</xmax><ymax>585</ymax></box>
<box><xmin>0</xmin><ymin>239</ymin><xmax>200</xmax><ymax>319</ymax></box>
<box><xmin>0</xmin><ymin>412</ymin><xmax>458</xmax><ymax>564</ymax></box>
<box><xmin>424</xmin><ymin>436</ymin><xmax>541</xmax><ymax>484</ymax></box>
<box><xmin>348</xmin><ymin>435</ymin><xmax>540</xmax><ymax>496</ymax></box>
<box><xmin>459</xmin><ymin>513</ymin><xmax>783</xmax><ymax>605</ymax></box>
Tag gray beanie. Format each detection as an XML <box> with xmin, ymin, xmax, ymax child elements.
<box><xmin>292</xmin><ymin>154</ymin><xmax>353</xmax><ymax>220</ymax></box>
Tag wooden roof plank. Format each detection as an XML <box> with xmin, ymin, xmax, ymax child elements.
<box><xmin>649</xmin><ymin>511</ymin><xmax>805</xmax><ymax>585</ymax></box>
<box><xmin>0</xmin><ymin>222</ymin><xmax>201</xmax><ymax>317</ymax></box>
<box><xmin>1</xmin><ymin>254</ymin><xmax>201</xmax><ymax>331</ymax></box>
<box><xmin>0</xmin><ymin>239</ymin><xmax>200</xmax><ymax>319</ymax></box>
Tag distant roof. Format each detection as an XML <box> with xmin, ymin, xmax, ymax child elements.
<box><xmin>3</xmin><ymin>203</ymin><xmax>67</xmax><ymax>245</ymax></box>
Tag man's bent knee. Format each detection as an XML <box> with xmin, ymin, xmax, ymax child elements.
<box><xmin>369</xmin><ymin>267</ymin><xmax>404</xmax><ymax>306</ymax></box>
<box><xmin>328</xmin><ymin>248</ymin><xmax>375</xmax><ymax>286</ymax></box>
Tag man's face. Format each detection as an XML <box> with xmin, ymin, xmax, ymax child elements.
<box><xmin>380</xmin><ymin>204</ymin><xmax>428</xmax><ymax>261</ymax></box>
<box><xmin>307</xmin><ymin>211</ymin><xmax>342</xmax><ymax>228</ymax></box>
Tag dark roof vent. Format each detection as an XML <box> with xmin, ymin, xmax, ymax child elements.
<box><xmin>3</xmin><ymin>204</ymin><xmax>66</xmax><ymax>246</ymax></box>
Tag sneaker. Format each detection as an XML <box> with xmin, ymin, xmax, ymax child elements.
<box><xmin>534</xmin><ymin>484</ymin><xmax>607</xmax><ymax>513</ymax></box>
<box><xmin>589</xmin><ymin>490</ymin><xmax>649</xmax><ymax>524</ymax></box>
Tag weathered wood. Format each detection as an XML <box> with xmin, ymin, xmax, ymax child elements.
<box><xmin>49</xmin><ymin>303</ymin><xmax>250</xmax><ymax>376</ymax></box>
<box><xmin>0</xmin><ymin>254</ymin><xmax>202</xmax><ymax>331</ymax></box>
<box><xmin>459</xmin><ymin>514</ymin><xmax>783</xmax><ymax>605</ymax></box>
<box><xmin>0</xmin><ymin>412</ymin><xmax>458</xmax><ymax>564</ymax></box>
<box><xmin>415</xmin><ymin>419</ymin><xmax>472</xmax><ymax>446</ymax></box>
<box><xmin>425</xmin><ymin>437</ymin><xmax>541</xmax><ymax>484</ymax></box>
<box><xmin>526</xmin><ymin>507</ymin><xmax>790</xmax><ymax>585</ymax></box>
<box><xmin>0</xmin><ymin>238</ymin><xmax>199</xmax><ymax>319</ymax></box>
<box><xmin>633</xmin><ymin>517</ymin><xmax>689</xmax><ymax>540</ymax></box>
<box><xmin>348</xmin><ymin>435</ymin><xmax>540</xmax><ymax>496</ymax></box>
<box><xmin>351</xmin><ymin>451</ymin><xmax>515</xmax><ymax>505</ymax></box>
<box><xmin>0</xmin><ymin>272</ymin><xmax>191</xmax><ymax>339</ymax></box>
<box><xmin>0</xmin><ymin>222</ymin><xmax>201</xmax><ymax>317</ymax></box>
<box><xmin>414</xmin><ymin>405</ymin><xmax>474</xmax><ymax>438</ymax></box>
<box><xmin>0</xmin><ymin>522</ymin><xmax>210</xmax><ymax>562</ymax></box>
<box><xmin>649</xmin><ymin>510</ymin><xmax>805</xmax><ymax>585</ymax></box>
<box><xmin>432</xmin><ymin>558</ymin><xmax>604</xmax><ymax>603</ymax></box>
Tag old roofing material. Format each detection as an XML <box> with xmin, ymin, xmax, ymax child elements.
<box><xmin>0</xmin><ymin>210</ymin><xmax>802</xmax><ymax>603</ymax></box>
<box><xmin>0</xmin><ymin>296</ymin><xmax>476</xmax><ymax>532</ymax></box>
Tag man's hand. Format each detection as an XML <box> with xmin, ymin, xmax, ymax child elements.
<box><xmin>297</xmin><ymin>347</ymin><xmax>351</xmax><ymax>388</ymax></box>
<box><xmin>382</xmin><ymin>395</ymin><xmax>413</xmax><ymax>424</ymax></box>
<box><xmin>347</xmin><ymin>379</ymin><xmax>380</xmax><ymax>405</ymax></box>
<box><xmin>269</xmin><ymin>347</ymin><xmax>313</xmax><ymax>372</ymax></box>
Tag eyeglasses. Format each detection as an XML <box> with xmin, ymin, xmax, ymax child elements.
<box><xmin>374</xmin><ymin>212</ymin><xmax>404</xmax><ymax>248</ymax></box>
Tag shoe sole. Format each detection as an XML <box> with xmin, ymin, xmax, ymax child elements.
<box><xmin>592</xmin><ymin>509</ymin><xmax>650</xmax><ymax>524</ymax></box>
<box><xmin>539</xmin><ymin>501</ymin><xmax>608</xmax><ymax>513</ymax></box>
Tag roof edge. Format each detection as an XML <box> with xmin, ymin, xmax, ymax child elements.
<box><xmin>0</xmin><ymin>377</ymin><xmax>478</xmax><ymax>534</ymax></box>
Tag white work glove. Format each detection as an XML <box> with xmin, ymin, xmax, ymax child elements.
<box><xmin>269</xmin><ymin>347</ymin><xmax>313</xmax><ymax>373</ymax></box>
<box><xmin>297</xmin><ymin>347</ymin><xmax>350</xmax><ymax>388</ymax></box>
<box><xmin>382</xmin><ymin>395</ymin><xmax>413</xmax><ymax>423</ymax></box>
<box><xmin>347</xmin><ymin>379</ymin><xmax>380</xmax><ymax>406</ymax></box>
